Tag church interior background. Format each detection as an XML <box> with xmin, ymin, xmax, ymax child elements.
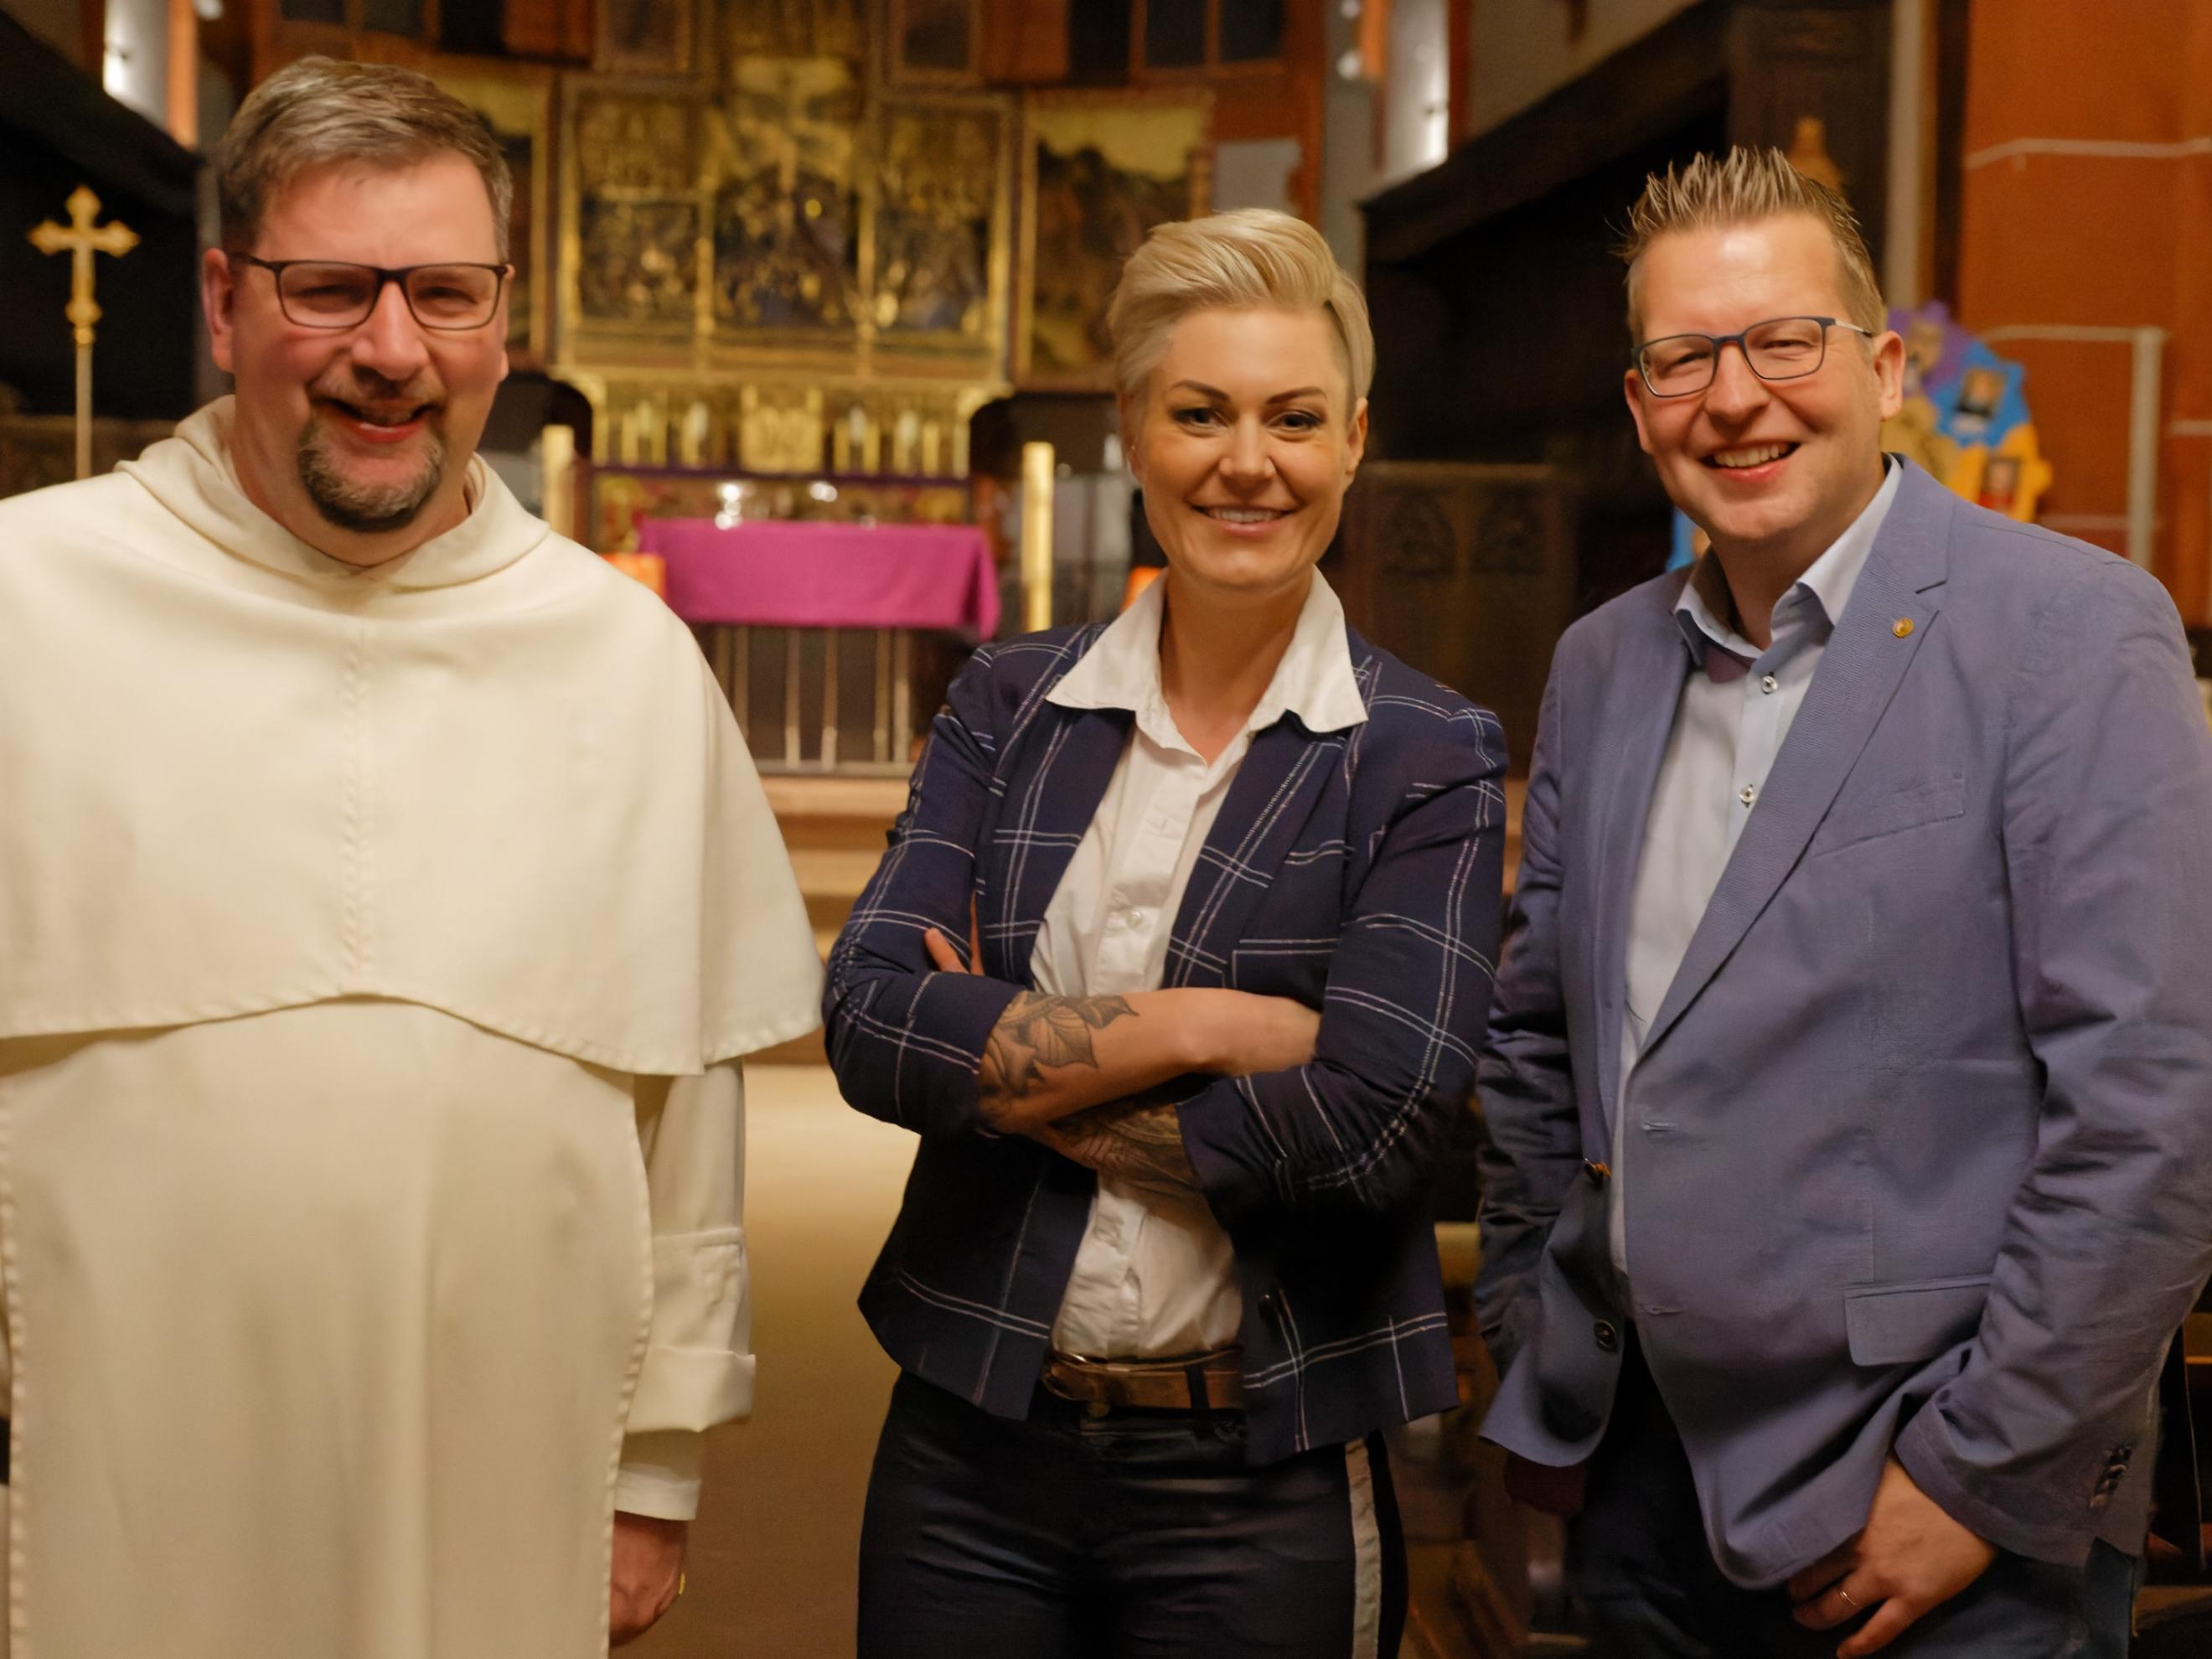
<box><xmin>3</xmin><ymin>0</ymin><xmax>2211</xmax><ymax>1652</ymax></box>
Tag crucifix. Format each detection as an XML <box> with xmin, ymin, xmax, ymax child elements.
<box><xmin>28</xmin><ymin>185</ymin><xmax>139</xmax><ymax>481</ymax></box>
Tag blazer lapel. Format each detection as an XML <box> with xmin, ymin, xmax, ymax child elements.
<box><xmin>1641</xmin><ymin>469</ymin><xmax>1954</xmax><ymax>1054</ymax></box>
<box><xmin>1165</xmin><ymin>717</ymin><xmax>1345</xmax><ymax>988</ymax></box>
<box><xmin>978</xmin><ymin>703</ymin><xmax>1129</xmax><ymax>981</ymax></box>
<box><xmin>1590</xmin><ymin>584</ymin><xmax>1696</xmax><ymax>1134</ymax></box>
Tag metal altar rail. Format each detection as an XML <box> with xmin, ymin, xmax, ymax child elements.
<box><xmin>699</xmin><ymin>623</ymin><xmax>916</xmax><ymax>775</ymax></box>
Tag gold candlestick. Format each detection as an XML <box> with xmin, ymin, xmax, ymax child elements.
<box><xmin>1021</xmin><ymin>442</ymin><xmax>1055</xmax><ymax>633</ymax></box>
<box><xmin>28</xmin><ymin>185</ymin><xmax>138</xmax><ymax>481</ymax></box>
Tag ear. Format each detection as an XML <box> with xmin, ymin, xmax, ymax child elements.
<box><xmin>1624</xmin><ymin>370</ymin><xmax>1655</xmax><ymax>456</ymax></box>
<box><xmin>1868</xmin><ymin>328</ymin><xmax>1907</xmax><ymax>421</ymax></box>
<box><xmin>1118</xmin><ymin>400</ymin><xmax>1145</xmax><ymax>491</ymax></box>
<box><xmin>202</xmin><ymin>246</ymin><xmax>239</xmax><ymax>375</ymax></box>
<box><xmin>1344</xmin><ymin>395</ymin><xmax>1369</xmax><ymax>481</ymax></box>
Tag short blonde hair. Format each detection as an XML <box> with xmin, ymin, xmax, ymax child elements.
<box><xmin>1107</xmin><ymin>209</ymin><xmax>1374</xmax><ymax>410</ymax></box>
<box><xmin>1618</xmin><ymin>147</ymin><xmax>1884</xmax><ymax>338</ymax></box>
<box><xmin>217</xmin><ymin>57</ymin><xmax>512</xmax><ymax>260</ymax></box>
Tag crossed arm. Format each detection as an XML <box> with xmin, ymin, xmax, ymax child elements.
<box><xmin>921</xmin><ymin>926</ymin><xmax>1315</xmax><ymax>1196</ymax></box>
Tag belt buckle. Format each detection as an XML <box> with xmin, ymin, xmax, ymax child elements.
<box><xmin>1041</xmin><ymin>1352</ymin><xmax>1110</xmax><ymax>1412</ymax></box>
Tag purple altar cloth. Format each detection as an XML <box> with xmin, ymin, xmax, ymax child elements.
<box><xmin>638</xmin><ymin>518</ymin><xmax>1000</xmax><ymax>638</ymax></box>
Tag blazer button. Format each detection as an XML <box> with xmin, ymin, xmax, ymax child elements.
<box><xmin>1594</xmin><ymin>1319</ymin><xmax>1620</xmax><ymax>1353</ymax></box>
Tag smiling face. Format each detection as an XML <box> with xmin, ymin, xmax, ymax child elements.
<box><xmin>204</xmin><ymin>154</ymin><xmax>509</xmax><ymax>566</ymax></box>
<box><xmin>1625</xmin><ymin>213</ymin><xmax>1904</xmax><ymax>575</ymax></box>
<box><xmin>1124</xmin><ymin>306</ymin><xmax>1367</xmax><ymax>609</ymax></box>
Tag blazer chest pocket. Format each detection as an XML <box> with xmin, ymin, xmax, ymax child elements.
<box><xmin>1844</xmin><ymin>1274</ymin><xmax>1989</xmax><ymax>1367</ymax></box>
<box><xmin>1811</xmin><ymin>772</ymin><xmax>1967</xmax><ymax>859</ymax></box>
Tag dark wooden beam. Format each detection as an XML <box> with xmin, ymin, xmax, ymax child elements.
<box><xmin>0</xmin><ymin>9</ymin><xmax>200</xmax><ymax>217</ymax></box>
<box><xmin>1361</xmin><ymin>0</ymin><xmax>1729</xmax><ymax>266</ymax></box>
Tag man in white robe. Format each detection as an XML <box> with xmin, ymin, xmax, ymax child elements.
<box><xmin>0</xmin><ymin>57</ymin><xmax>821</xmax><ymax>1657</ymax></box>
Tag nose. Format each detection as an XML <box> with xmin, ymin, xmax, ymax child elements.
<box><xmin>1701</xmin><ymin>339</ymin><xmax>1770</xmax><ymax>421</ymax></box>
<box><xmin>1220</xmin><ymin>415</ymin><xmax>1274</xmax><ymax>485</ymax></box>
<box><xmin>349</xmin><ymin>277</ymin><xmax>431</xmax><ymax>381</ymax></box>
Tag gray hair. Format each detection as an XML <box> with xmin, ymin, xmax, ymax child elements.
<box><xmin>215</xmin><ymin>56</ymin><xmax>513</xmax><ymax>260</ymax></box>
<box><xmin>1107</xmin><ymin>209</ymin><xmax>1375</xmax><ymax>409</ymax></box>
<box><xmin>1619</xmin><ymin>146</ymin><xmax>1884</xmax><ymax>338</ymax></box>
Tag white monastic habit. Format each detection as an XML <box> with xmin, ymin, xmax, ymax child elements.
<box><xmin>0</xmin><ymin>401</ymin><xmax>824</xmax><ymax>1658</ymax></box>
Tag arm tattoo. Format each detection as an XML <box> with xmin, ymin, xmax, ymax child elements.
<box><xmin>1041</xmin><ymin>1099</ymin><xmax>1201</xmax><ymax>1199</ymax></box>
<box><xmin>979</xmin><ymin>992</ymin><xmax>1137</xmax><ymax>1112</ymax></box>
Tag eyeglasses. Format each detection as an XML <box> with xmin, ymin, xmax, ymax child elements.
<box><xmin>1631</xmin><ymin>316</ymin><xmax>1874</xmax><ymax>397</ymax></box>
<box><xmin>227</xmin><ymin>254</ymin><xmax>509</xmax><ymax>332</ymax></box>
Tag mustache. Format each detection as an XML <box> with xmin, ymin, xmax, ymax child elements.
<box><xmin>311</xmin><ymin>370</ymin><xmax>445</xmax><ymax>409</ymax></box>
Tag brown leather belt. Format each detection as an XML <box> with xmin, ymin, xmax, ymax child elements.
<box><xmin>1040</xmin><ymin>1348</ymin><xmax>1245</xmax><ymax>1414</ymax></box>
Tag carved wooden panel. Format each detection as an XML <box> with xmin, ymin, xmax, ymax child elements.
<box><xmin>1333</xmin><ymin>463</ymin><xmax>1576</xmax><ymax>775</ymax></box>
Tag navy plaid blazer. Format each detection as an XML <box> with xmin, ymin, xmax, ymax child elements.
<box><xmin>824</xmin><ymin>620</ymin><xmax>1507</xmax><ymax>1462</ymax></box>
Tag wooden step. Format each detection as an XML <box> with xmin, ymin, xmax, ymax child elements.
<box><xmin>762</xmin><ymin>773</ymin><xmax>907</xmax><ymax>851</ymax></box>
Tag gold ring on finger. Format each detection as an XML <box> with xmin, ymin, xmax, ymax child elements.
<box><xmin>1837</xmin><ymin>1586</ymin><xmax>1860</xmax><ymax>1612</ymax></box>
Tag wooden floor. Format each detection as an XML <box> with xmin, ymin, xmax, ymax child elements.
<box><xmin>629</xmin><ymin>1062</ymin><xmax>913</xmax><ymax>1658</ymax></box>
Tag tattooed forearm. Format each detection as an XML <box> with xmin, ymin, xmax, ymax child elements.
<box><xmin>979</xmin><ymin>993</ymin><xmax>1138</xmax><ymax>1118</ymax></box>
<box><xmin>1041</xmin><ymin>1100</ymin><xmax>1201</xmax><ymax>1199</ymax></box>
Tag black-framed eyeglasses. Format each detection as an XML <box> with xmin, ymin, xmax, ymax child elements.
<box><xmin>227</xmin><ymin>253</ymin><xmax>509</xmax><ymax>332</ymax></box>
<box><xmin>1631</xmin><ymin>315</ymin><xmax>1875</xmax><ymax>397</ymax></box>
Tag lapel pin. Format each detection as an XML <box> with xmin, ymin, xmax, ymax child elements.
<box><xmin>1892</xmin><ymin>618</ymin><xmax>1915</xmax><ymax>638</ymax></box>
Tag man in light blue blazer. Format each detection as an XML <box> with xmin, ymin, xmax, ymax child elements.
<box><xmin>1476</xmin><ymin>147</ymin><xmax>2212</xmax><ymax>1657</ymax></box>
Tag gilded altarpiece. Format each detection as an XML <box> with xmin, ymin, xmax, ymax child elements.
<box><xmin>556</xmin><ymin>6</ymin><xmax>1014</xmax><ymax>530</ymax></box>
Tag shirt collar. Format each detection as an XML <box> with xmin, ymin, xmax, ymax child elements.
<box><xmin>1674</xmin><ymin>457</ymin><xmax>1902</xmax><ymax>665</ymax></box>
<box><xmin>1047</xmin><ymin>569</ymin><xmax>1368</xmax><ymax>743</ymax></box>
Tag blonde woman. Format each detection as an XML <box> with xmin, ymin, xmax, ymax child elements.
<box><xmin>825</xmin><ymin>209</ymin><xmax>1506</xmax><ymax>1657</ymax></box>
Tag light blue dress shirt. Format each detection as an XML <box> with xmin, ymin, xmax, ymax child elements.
<box><xmin>1610</xmin><ymin>462</ymin><xmax>1903</xmax><ymax>1289</ymax></box>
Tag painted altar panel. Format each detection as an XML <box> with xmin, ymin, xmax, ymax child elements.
<box><xmin>1016</xmin><ymin>91</ymin><xmax>1212</xmax><ymax>390</ymax></box>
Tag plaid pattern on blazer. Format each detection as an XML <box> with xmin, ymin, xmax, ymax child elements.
<box><xmin>824</xmin><ymin>619</ymin><xmax>1507</xmax><ymax>1462</ymax></box>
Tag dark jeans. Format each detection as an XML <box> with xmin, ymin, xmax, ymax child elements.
<box><xmin>1568</xmin><ymin>1341</ymin><xmax>2137</xmax><ymax>1658</ymax></box>
<box><xmin>857</xmin><ymin>1370</ymin><xmax>1407</xmax><ymax>1658</ymax></box>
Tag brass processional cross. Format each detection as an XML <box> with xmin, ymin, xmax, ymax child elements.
<box><xmin>28</xmin><ymin>185</ymin><xmax>138</xmax><ymax>481</ymax></box>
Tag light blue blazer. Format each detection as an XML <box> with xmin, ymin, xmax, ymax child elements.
<box><xmin>1475</xmin><ymin>460</ymin><xmax>2212</xmax><ymax>1586</ymax></box>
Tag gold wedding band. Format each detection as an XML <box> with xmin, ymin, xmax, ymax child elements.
<box><xmin>1837</xmin><ymin>1586</ymin><xmax>1860</xmax><ymax>1612</ymax></box>
<box><xmin>676</xmin><ymin>1572</ymin><xmax>687</xmax><ymax>1600</ymax></box>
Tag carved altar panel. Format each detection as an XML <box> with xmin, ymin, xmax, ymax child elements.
<box><xmin>424</xmin><ymin>67</ymin><xmax>555</xmax><ymax>364</ymax></box>
<box><xmin>597</xmin><ymin>0</ymin><xmax>697</xmax><ymax>76</ymax></box>
<box><xmin>574</xmin><ymin>370</ymin><xmax>995</xmax><ymax>524</ymax></box>
<box><xmin>869</xmin><ymin>95</ymin><xmax>1013</xmax><ymax>364</ymax></box>
<box><xmin>557</xmin><ymin>58</ymin><xmax>1014</xmax><ymax>381</ymax></box>
<box><xmin>723</xmin><ymin>0</ymin><xmax>866</xmax><ymax>60</ymax></box>
<box><xmin>566</xmin><ymin>87</ymin><xmax>707</xmax><ymax>342</ymax></box>
<box><xmin>709</xmin><ymin>57</ymin><xmax>865</xmax><ymax>339</ymax></box>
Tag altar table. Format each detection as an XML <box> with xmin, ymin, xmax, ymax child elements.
<box><xmin>638</xmin><ymin>518</ymin><xmax>1000</xmax><ymax>638</ymax></box>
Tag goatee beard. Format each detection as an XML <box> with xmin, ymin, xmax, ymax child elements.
<box><xmin>296</xmin><ymin>416</ymin><xmax>447</xmax><ymax>535</ymax></box>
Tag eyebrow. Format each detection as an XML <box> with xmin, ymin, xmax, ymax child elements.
<box><xmin>1167</xmin><ymin>380</ymin><xmax>1330</xmax><ymax>403</ymax></box>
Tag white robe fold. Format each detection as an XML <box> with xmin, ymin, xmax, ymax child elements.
<box><xmin>0</xmin><ymin>401</ymin><xmax>824</xmax><ymax>1658</ymax></box>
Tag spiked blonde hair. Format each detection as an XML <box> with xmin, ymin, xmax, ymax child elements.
<box><xmin>1107</xmin><ymin>209</ymin><xmax>1374</xmax><ymax>411</ymax></box>
<box><xmin>1618</xmin><ymin>146</ymin><xmax>1884</xmax><ymax>339</ymax></box>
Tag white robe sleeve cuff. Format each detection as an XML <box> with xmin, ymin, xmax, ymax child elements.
<box><xmin>629</xmin><ymin>1065</ymin><xmax>755</xmax><ymax>1434</ymax></box>
<box><xmin>615</xmin><ymin>1429</ymin><xmax>706</xmax><ymax>1521</ymax></box>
